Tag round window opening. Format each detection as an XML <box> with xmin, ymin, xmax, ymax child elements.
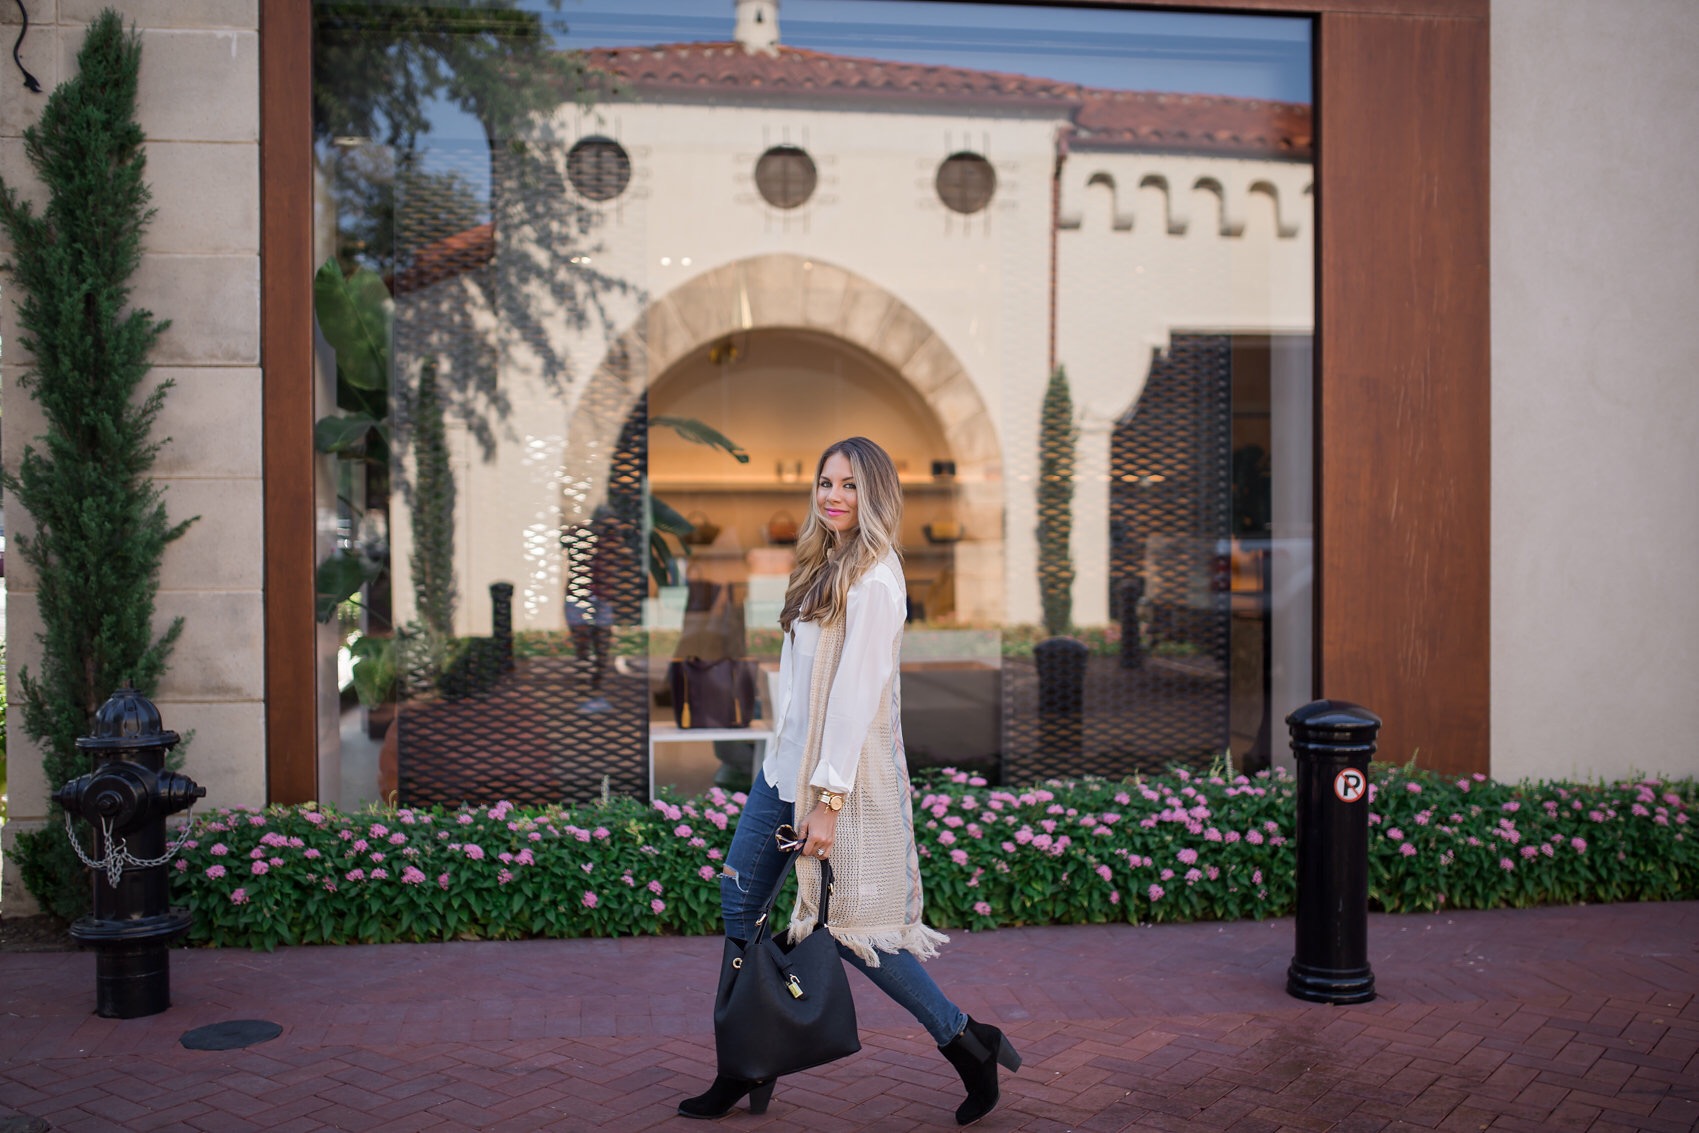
<box><xmin>754</xmin><ymin>145</ymin><xmax>818</xmax><ymax>210</ymax></box>
<box><xmin>936</xmin><ymin>152</ymin><xmax>996</xmax><ymax>215</ymax></box>
<box><xmin>567</xmin><ymin>136</ymin><xmax>632</xmax><ymax>202</ymax></box>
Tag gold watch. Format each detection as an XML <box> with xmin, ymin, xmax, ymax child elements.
<box><xmin>817</xmin><ymin>789</ymin><xmax>845</xmax><ymax>812</ymax></box>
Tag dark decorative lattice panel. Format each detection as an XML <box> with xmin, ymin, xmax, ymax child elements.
<box><xmin>391</xmin><ymin>145</ymin><xmax>651</xmax><ymax>808</ymax></box>
<box><xmin>1002</xmin><ymin>334</ymin><xmax>1232</xmax><ymax>783</ymax></box>
<box><xmin>399</xmin><ymin>396</ymin><xmax>651</xmax><ymax>809</ymax></box>
<box><xmin>568</xmin><ymin>390</ymin><xmax>648</xmax><ymax>628</ymax></box>
<box><xmin>397</xmin><ymin>659</ymin><xmax>651</xmax><ymax>807</ymax></box>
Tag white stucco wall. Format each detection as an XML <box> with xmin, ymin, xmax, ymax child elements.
<box><xmin>1491</xmin><ymin>0</ymin><xmax>1699</xmax><ymax>782</ymax></box>
<box><xmin>1056</xmin><ymin>153</ymin><xmax>1312</xmax><ymax>626</ymax></box>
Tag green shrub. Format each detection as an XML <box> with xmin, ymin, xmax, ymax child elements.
<box><xmin>169</xmin><ymin>764</ymin><xmax>1697</xmax><ymax>950</ymax></box>
<box><xmin>1363</xmin><ymin>767</ymin><xmax>1698</xmax><ymax>913</ymax></box>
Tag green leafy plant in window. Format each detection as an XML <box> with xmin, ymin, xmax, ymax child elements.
<box><xmin>312</xmin><ymin>257</ymin><xmax>394</xmax><ymax>626</ymax></box>
<box><xmin>0</xmin><ymin>12</ymin><xmax>195</xmax><ymax>919</ymax></box>
<box><xmin>309</xmin><ymin>256</ymin><xmax>407</xmax><ymax>715</ymax></box>
<box><xmin>647</xmin><ymin>416</ymin><xmax>748</xmax><ymax>591</ymax></box>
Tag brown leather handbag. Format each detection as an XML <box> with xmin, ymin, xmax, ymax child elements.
<box><xmin>682</xmin><ymin>511</ymin><xmax>721</xmax><ymax>546</ymax></box>
<box><xmin>667</xmin><ymin>657</ymin><xmax>759</xmax><ymax>728</ymax></box>
<box><xmin>766</xmin><ymin>510</ymin><xmax>799</xmax><ymax>545</ymax></box>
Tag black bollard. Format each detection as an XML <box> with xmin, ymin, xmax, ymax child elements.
<box><xmin>1034</xmin><ymin>635</ymin><xmax>1088</xmax><ymax>759</ymax></box>
<box><xmin>1117</xmin><ymin>578</ymin><xmax>1145</xmax><ymax>670</ymax></box>
<box><xmin>490</xmin><ymin>582</ymin><xmax>515</xmax><ymax>671</ymax></box>
<box><xmin>1285</xmin><ymin>699</ymin><xmax>1380</xmax><ymax>1004</ymax></box>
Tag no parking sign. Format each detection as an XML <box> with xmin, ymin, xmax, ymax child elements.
<box><xmin>1333</xmin><ymin>767</ymin><xmax>1368</xmax><ymax>803</ymax></box>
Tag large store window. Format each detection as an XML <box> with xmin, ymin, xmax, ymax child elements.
<box><xmin>310</xmin><ymin>0</ymin><xmax>1314</xmax><ymax>806</ymax></box>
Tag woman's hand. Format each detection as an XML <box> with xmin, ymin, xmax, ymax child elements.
<box><xmin>795</xmin><ymin>803</ymin><xmax>839</xmax><ymax>860</ymax></box>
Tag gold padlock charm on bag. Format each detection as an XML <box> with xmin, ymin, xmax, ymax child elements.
<box><xmin>786</xmin><ymin>974</ymin><xmax>804</xmax><ymax>999</ymax></box>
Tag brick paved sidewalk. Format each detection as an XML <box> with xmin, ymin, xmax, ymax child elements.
<box><xmin>2</xmin><ymin>902</ymin><xmax>1696</xmax><ymax>1132</ymax></box>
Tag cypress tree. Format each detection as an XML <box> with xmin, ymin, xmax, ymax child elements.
<box><xmin>0</xmin><ymin>12</ymin><xmax>193</xmax><ymax>918</ymax></box>
<box><xmin>409</xmin><ymin>360</ymin><xmax>456</xmax><ymax>640</ymax></box>
<box><xmin>1037</xmin><ymin>366</ymin><xmax>1077</xmax><ymax>638</ymax></box>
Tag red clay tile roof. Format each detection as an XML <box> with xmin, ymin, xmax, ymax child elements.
<box><xmin>392</xmin><ymin>222</ymin><xmax>493</xmax><ymax>296</ymax></box>
<box><xmin>585</xmin><ymin>42</ymin><xmax>1080</xmax><ymax>109</ymax></box>
<box><xmin>1069</xmin><ymin>90</ymin><xmax>1312</xmax><ymax>158</ymax></box>
<box><xmin>584</xmin><ymin>43</ymin><xmax>1312</xmax><ymax>159</ymax></box>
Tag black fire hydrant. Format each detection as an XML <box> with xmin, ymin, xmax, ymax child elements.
<box><xmin>54</xmin><ymin>685</ymin><xmax>206</xmax><ymax>1019</ymax></box>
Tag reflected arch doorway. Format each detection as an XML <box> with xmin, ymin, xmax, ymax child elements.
<box><xmin>568</xmin><ymin>253</ymin><xmax>1005</xmax><ymax>625</ymax></box>
<box><xmin>646</xmin><ymin>324</ymin><xmax>955</xmax><ymax>567</ymax></box>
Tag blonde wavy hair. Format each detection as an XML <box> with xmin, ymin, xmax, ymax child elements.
<box><xmin>779</xmin><ymin>437</ymin><xmax>904</xmax><ymax>633</ymax></box>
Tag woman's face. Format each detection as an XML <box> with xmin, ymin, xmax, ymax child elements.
<box><xmin>816</xmin><ymin>451</ymin><xmax>859</xmax><ymax>539</ymax></box>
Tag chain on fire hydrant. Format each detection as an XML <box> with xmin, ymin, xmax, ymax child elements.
<box><xmin>1285</xmin><ymin>699</ymin><xmax>1380</xmax><ymax>1005</ymax></box>
<box><xmin>54</xmin><ymin>685</ymin><xmax>206</xmax><ymax>1019</ymax></box>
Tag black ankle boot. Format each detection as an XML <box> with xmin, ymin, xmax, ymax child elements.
<box><xmin>938</xmin><ymin>1017</ymin><xmax>1022</xmax><ymax>1126</ymax></box>
<box><xmin>677</xmin><ymin>1075</ymin><xmax>775</xmax><ymax>1119</ymax></box>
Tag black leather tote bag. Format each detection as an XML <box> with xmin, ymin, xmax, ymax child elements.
<box><xmin>713</xmin><ymin>853</ymin><xmax>861</xmax><ymax>1080</ymax></box>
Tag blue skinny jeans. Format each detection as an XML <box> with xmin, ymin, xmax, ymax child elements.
<box><xmin>720</xmin><ymin>774</ymin><xmax>967</xmax><ymax>1046</ymax></box>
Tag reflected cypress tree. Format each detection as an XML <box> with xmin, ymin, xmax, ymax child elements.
<box><xmin>410</xmin><ymin>361</ymin><xmax>456</xmax><ymax>640</ymax></box>
<box><xmin>1038</xmin><ymin>366</ymin><xmax>1078</xmax><ymax>638</ymax></box>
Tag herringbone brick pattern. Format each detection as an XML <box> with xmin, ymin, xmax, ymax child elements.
<box><xmin>2</xmin><ymin>903</ymin><xmax>1695</xmax><ymax>1131</ymax></box>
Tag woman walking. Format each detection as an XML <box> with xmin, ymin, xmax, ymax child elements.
<box><xmin>679</xmin><ymin>436</ymin><xmax>1021</xmax><ymax>1126</ymax></box>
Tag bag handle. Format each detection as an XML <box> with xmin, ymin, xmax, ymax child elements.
<box><xmin>750</xmin><ymin>850</ymin><xmax>834</xmax><ymax>946</ymax></box>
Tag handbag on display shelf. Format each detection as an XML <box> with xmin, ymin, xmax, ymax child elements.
<box><xmin>667</xmin><ymin>656</ymin><xmax>758</xmax><ymax>728</ymax></box>
<box><xmin>714</xmin><ymin>852</ymin><xmax>861</xmax><ymax>1081</ymax></box>
<box><xmin>765</xmin><ymin>510</ymin><xmax>799</xmax><ymax>545</ymax></box>
<box><xmin>681</xmin><ymin>511</ymin><xmax>721</xmax><ymax>546</ymax></box>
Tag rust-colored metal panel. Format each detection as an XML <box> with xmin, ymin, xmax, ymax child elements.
<box><xmin>259</xmin><ymin>0</ymin><xmax>319</xmax><ymax>804</ymax></box>
<box><xmin>1316</xmin><ymin>12</ymin><xmax>1491</xmax><ymax>774</ymax></box>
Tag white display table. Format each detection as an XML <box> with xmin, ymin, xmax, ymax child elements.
<box><xmin>648</xmin><ymin>723</ymin><xmax>775</xmax><ymax>796</ymax></box>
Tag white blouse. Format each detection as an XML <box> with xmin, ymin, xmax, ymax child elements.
<box><xmin>762</xmin><ymin>557</ymin><xmax>906</xmax><ymax>803</ymax></box>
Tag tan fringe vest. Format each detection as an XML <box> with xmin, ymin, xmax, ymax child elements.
<box><xmin>787</xmin><ymin>571</ymin><xmax>949</xmax><ymax>966</ymax></box>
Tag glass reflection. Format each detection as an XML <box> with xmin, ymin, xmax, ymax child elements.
<box><xmin>310</xmin><ymin>0</ymin><xmax>1313</xmax><ymax>806</ymax></box>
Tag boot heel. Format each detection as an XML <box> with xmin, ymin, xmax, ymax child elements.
<box><xmin>997</xmin><ymin>1038</ymin><xmax>1022</xmax><ymax>1073</ymax></box>
<box><xmin>748</xmin><ymin>1079</ymin><xmax>776</xmax><ymax>1115</ymax></box>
